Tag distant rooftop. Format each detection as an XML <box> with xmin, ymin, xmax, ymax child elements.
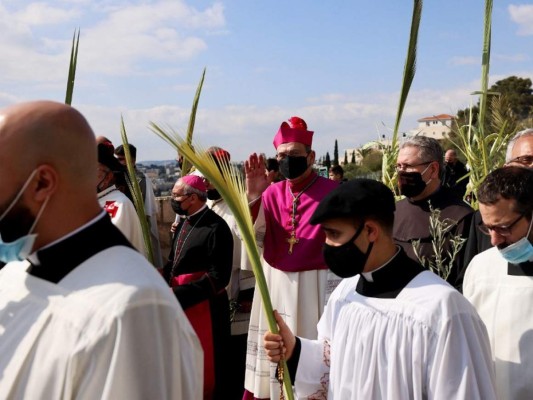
<box><xmin>417</xmin><ymin>114</ymin><xmax>455</xmax><ymax>122</ymax></box>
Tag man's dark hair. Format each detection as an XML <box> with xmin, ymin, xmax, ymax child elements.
<box><xmin>329</xmin><ymin>165</ymin><xmax>344</xmax><ymax>177</ymax></box>
<box><xmin>477</xmin><ymin>166</ymin><xmax>533</xmax><ymax>217</ymax></box>
<box><xmin>115</xmin><ymin>144</ymin><xmax>137</xmax><ymax>159</ymax></box>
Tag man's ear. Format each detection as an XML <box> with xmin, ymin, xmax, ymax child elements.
<box><xmin>365</xmin><ymin>220</ymin><xmax>380</xmax><ymax>242</ymax></box>
<box><xmin>33</xmin><ymin>165</ymin><xmax>58</xmax><ymax>202</ymax></box>
<box><xmin>308</xmin><ymin>150</ymin><xmax>316</xmax><ymax>165</ymax></box>
<box><xmin>429</xmin><ymin>161</ymin><xmax>440</xmax><ymax>180</ymax></box>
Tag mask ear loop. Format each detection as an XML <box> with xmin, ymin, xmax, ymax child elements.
<box><xmin>420</xmin><ymin>162</ymin><xmax>434</xmax><ymax>186</ymax></box>
<box><xmin>525</xmin><ymin>212</ymin><xmax>533</xmax><ymax>239</ymax></box>
<box><xmin>28</xmin><ymin>196</ymin><xmax>50</xmax><ymax>234</ymax></box>
<box><xmin>0</xmin><ymin>169</ymin><xmax>39</xmax><ymax>221</ymax></box>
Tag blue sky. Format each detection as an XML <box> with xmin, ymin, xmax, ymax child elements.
<box><xmin>1</xmin><ymin>1</ymin><xmax>532</xmax><ymax>162</ymax></box>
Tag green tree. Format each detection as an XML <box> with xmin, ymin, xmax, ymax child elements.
<box><xmin>362</xmin><ymin>151</ymin><xmax>383</xmax><ymax>172</ymax></box>
<box><xmin>333</xmin><ymin>139</ymin><xmax>339</xmax><ymax>165</ymax></box>
<box><xmin>343</xmin><ymin>150</ymin><xmax>348</xmax><ymax>165</ymax></box>
<box><xmin>455</xmin><ymin>76</ymin><xmax>533</xmax><ymax>127</ymax></box>
<box><xmin>350</xmin><ymin>151</ymin><xmax>356</xmax><ymax>164</ymax></box>
<box><xmin>491</xmin><ymin>76</ymin><xmax>533</xmax><ymax>119</ymax></box>
<box><xmin>324</xmin><ymin>152</ymin><xmax>331</xmax><ymax>170</ymax></box>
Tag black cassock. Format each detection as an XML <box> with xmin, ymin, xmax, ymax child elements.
<box><xmin>165</xmin><ymin>206</ymin><xmax>233</xmax><ymax>400</ymax></box>
<box><xmin>393</xmin><ymin>186</ymin><xmax>473</xmax><ymax>289</ymax></box>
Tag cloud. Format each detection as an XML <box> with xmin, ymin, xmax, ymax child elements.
<box><xmin>494</xmin><ymin>53</ymin><xmax>528</xmax><ymax>62</ymax></box>
<box><xmin>74</xmin><ymin>80</ymin><xmax>482</xmax><ymax>163</ymax></box>
<box><xmin>0</xmin><ymin>1</ymin><xmax>226</xmax><ymax>82</ymax></box>
<box><xmin>14</xmin><ymin>3</ymin><xmax>80</xmax><ymax>25</ymax></box>
<box><xmin>448</xmin><ymin>56</ymin><xmax>478</xmax><ymax>66</ymax></box>
<box><xmin>509</xmin><ymin>4</ymin><xmax>533</xmax><ymax>35</ymax></box>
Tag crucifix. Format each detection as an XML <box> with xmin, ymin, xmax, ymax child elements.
<box><xmin>286</xmin><ymin>232</ymin><xmax>299</xmax><ymax>254</ymax></box>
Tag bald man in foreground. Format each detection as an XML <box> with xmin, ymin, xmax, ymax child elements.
<box><xmin>0</xmin><ymin>101</ymin><xmax>202</xmax><ymax>399</ymax></box>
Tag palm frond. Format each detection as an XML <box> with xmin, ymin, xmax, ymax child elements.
<box><xmin>181</xmin><ymin>68</ymin><xmax>206</xmax><ymax>176</ymax></box>
<box><xmin>65</xmin><ymin>29</ymin><xmax>80</xmax><ymax>105</ymax></box>
<box><xmin>149</xmin><ymin>122</ymin><xmax>294</xmax><ymax>400</ymax></box>
<box><xmin>120</xmin><ymin>116</ymin><xmax>155</xmax><ymax>265</ymax></box>
<box><xmin>382</xmin><ymin>0</ymin><xmax>423</xmax><ymax>196</ymax></box>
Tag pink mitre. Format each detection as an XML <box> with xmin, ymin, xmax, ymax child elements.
<box><xmin>181</xmin><ymin>174</ymin><xmax>207</xmax><ymax>192</ymax></box>
<box><xmin>273</xmin><ymin>116</ymin><xmax>314</xmax><ymax>149</ymax></box>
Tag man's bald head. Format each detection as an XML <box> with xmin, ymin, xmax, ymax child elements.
<box><xmin>0</xmin><ymin>101</ymin><xmax>102</xmax><ymax>249</ymax></box>
<box><xmin>0</xmin><ymin>101</ymin><xmax>97</xmax><ymax>184</ymax></box>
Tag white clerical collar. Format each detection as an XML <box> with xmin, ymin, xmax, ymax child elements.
<box><xmin>27</xmin><ymin>210</ymin><xmax>107</xmax><ymax>266</ymax></box>
<box><xmin>187</xmin><ymin>204</ymin><xmax>208</xmax><ymax>219</ymax></box>
<box><xmin>361</xmin><ymin>246</ymin><xmax>401</xmax><ymax>282</ymax></box>
<box><xmin>97</xmin><ymin>185</ymin><xmax>118</xmax><ymax>199</ymax></box>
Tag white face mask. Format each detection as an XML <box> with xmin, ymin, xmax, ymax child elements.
<box><xmin>0</xmin><ymin>170</ymin><xmax>49</xmax><ymax>263</ymax></box>
<box><xmin>499</xmin><ymin>215</ymin><xmax>533</xmax><ymax>264</ymax></box>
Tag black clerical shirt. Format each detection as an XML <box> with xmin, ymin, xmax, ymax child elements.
<box><xmin>29</xmin><ymin>213</ymin><xmax>132</xmax><ymax>283</ymax></box>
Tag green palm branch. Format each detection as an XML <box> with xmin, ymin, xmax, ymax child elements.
<box><xmin>450</xmin><ymin>0</ymin><xmax>513</xmax><ymax>208</ymax></box>
<box><xmin>382</xmin><ymin>0</ymin><xmax>423</xmax><ymax>196</ymax></box>
<box><xmin>180</xmin><ymin>68</ymin><xmax>206</xmax><ymax>176</ymax></box>
<box><xmin>120</xmin><ymin>116</ymin><xmax>155</xmax><ymax>265</ymax></box>
<box><xmin>149</xmin><ymin>123</ymin><xmax>295</xmax><ymax>400</ymax></box>
<box><xmin>65</xmin><ymin>29</ymin><xmax>80</xmax><ymax>105</ymax></box>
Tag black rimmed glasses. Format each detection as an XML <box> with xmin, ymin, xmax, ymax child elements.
<box><xmin>170</xmin><ymin>193</ymin><xmax>192</xmax><ymax>201</ymax></box>
<box><xmin>478</xmin><ymin>213</ymin><xmax>525</xmax><ymax>236</ymax></box>
<box><xmin>507</xmin><ymin>155</ymin><xmax>533</xmax><ymax>167</ymax></box>
<box><xmin>394</xmin><ymin>161</ymin><xmax>432</xmax><ymax>172</ymax></box>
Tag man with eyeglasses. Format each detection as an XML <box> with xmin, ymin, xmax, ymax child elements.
<box><xmin>243</xmin><ymin>117</ymin><xmax>338</xmax><ymax>400</ymax></box>
<box><xmin>463</xmin><ymin>166</ymin><xmax>533</xmax><ymax>399</ymax></box>
<box><xmin>393</xmin><ymin>136</ymin><xmax>473</xmax><ymax>287</ymax></box>
<box><xmin>463</xmin><ymin>128</ymin><xmax>533</xmax><ymax>271</ymax></box>
<box><xmin>165</xmin><ymin>174</ymin><xmax>233</xmax><ymax>399</ymax></box>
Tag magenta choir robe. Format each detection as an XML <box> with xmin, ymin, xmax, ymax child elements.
<box><xmin>262</xmin><ymin>172</ymin><xmax>338</xmax><ymax>272</ymax></box>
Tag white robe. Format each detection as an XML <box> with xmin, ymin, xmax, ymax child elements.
<box><xmin>296</xmin><ymin>271</ymin><xmax>496</xmax><ymax>399</ymax></box>
<box><xmin>244</xmin><ymin>205</ymin><xmax>340</xmax><ymax>398</ymax></box>
<box><xmin>0</xmin><ymin>247</ymin><xmax>203</xmax><ymax>400</ymax></box>
<box><xmin>138</xmin><ymin>171</ymin><xmax>163</xmax><ymax>268</ymax></box>
<box><xmin>464</xmin><ymin>247</ymin><xmax>533</xmax><ymax>400</ymax></box>
<box><xmin>209</xmin><ymin>199</ymin><xmax>255</xmax><ymax>336</ymax></box>
<box><xmin>98</xmin><ymin>185</ymin><xmax>146</xmax><ymax>256</ymax></box>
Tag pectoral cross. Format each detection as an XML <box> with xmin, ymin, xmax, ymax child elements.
<box><xmin>287</xmin><ymin>232</ymin><xmax>299</xmax><ymax>254</ymax></box>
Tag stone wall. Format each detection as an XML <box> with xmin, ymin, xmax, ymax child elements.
<box><xmin>156</xmin><ymin>197</ymin><xmax>175</xmax><ymax>261</ymax></box>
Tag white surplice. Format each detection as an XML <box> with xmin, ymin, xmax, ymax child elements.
<box><xmin>98</xmin><ymin>185</ymin><xmax>146</xmax><ymax>256</ymax></box>
<box><xmin>464</xmin><ymin>246</ymin><xmax>533</xmax><ymax>400</ymax></box>
<box><xmin>0</xmin><ymin>247</ymin><xmax>203</xmax><ymax>400</ymax></box>
<box><xmin>296</xmin><ymin>271</ymin><xmax>496</xmax><ymax>399</ymax></box>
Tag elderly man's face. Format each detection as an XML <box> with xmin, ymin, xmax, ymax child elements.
<box><xmin>396</xmin><ymin>146</ymin><xmax>433</xmax><ymax>173</ymax></box>
<box><xmin>507</xmin><ymin>136</ymin><xmax>533</xmax><ymax>168</ymax></box>
<box><xmin>479</xmin><ymin>197</ymin><xmax>532</xmax><ymax>248</ymax></box>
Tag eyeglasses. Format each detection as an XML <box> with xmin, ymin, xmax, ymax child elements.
<box><xmin>395</xmin><ymin>161</ymin><xmax>432</xmax><ymax>172</ymax></box>
<box><xmin>478</xmin><ymin>213</ymin><xmax>525</xmax><ymax>236</ymax></box>
<box><xmin>170</xmin><ymin>193</ymin><xmax>191</xmax><ymax>201</ymax></box>
<box><xmin>276</xmin><ymin>151</ymin><xmax>310</xmax><ymax>160</ymax></box>
<box><xmin>507</xmin><ymin>155</ymin><xmax>533</xmax><ymax>167</ymax></box>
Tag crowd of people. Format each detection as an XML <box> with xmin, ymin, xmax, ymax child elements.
<box><xmin>0</xmin><ymin>100</ymin><xmax>532</xmax><ymax>399</ymax></box>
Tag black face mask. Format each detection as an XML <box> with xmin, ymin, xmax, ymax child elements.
<box><xmin>322</xmin><ymin>224</ymin><xmax>374</xmax><ymax>278</ymax></box>
<box><xmin>207</xmin><ymin>189</ymin><xmax>222</xmax><ymax>201</ymax></box>
<box><xmin>398</xmin><ymin>171</ymin><xmax>427</xmax><ymax>198</ymax></box>
<box><xmin>279</xmin><ymin>155</ymin><xmax>309</xmax><ymax>180</ymax></box>
<box><xmin>171</xmin><ymin>198</ymin><xmax>188</xmax><ymax>216</ymax></box>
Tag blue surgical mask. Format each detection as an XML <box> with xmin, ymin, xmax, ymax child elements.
<box><xmin>499</xmin><ymin>216</ymin><xmax>533</xmax><ymax>264</ymax></box>
<box><xmin>0</xmin><ymin>170</ymin><xmax>48</xmax><ymax>264</ymax></box>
